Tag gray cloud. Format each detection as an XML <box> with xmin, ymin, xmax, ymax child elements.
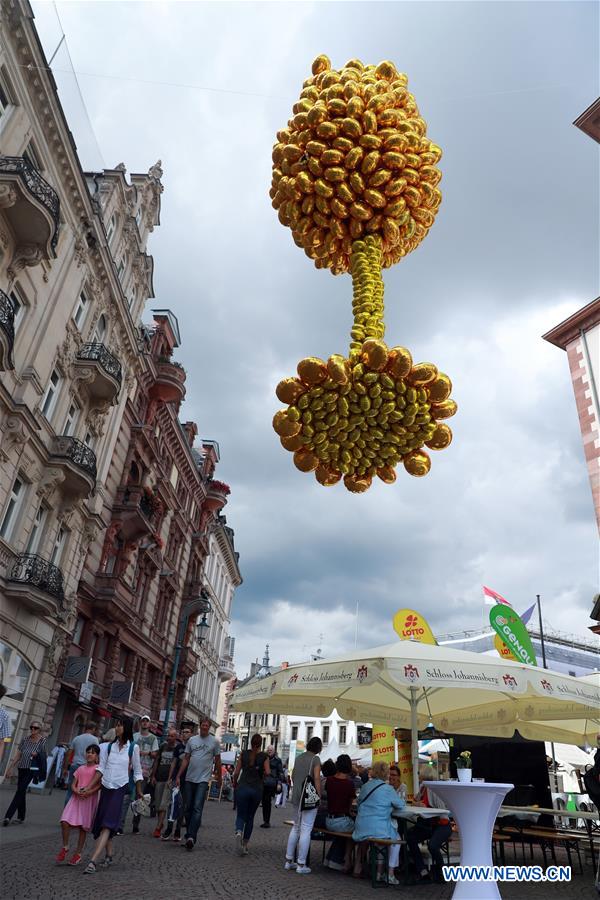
<box><xmin>33</xmin><ymin>1</ymin><xmax>599</xmax><ymax>677</ymax></box>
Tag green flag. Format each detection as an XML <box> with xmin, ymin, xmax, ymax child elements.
<box><xmin>489</xmin><ymin>604</ymin><xmax>538</xmax><ymax>667</ymax></box>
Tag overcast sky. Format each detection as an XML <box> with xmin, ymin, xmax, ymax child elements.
<box><xmin>32</xmin><ymin>1</ymin><xmax>599</xmax><ymax>677</ymax></box>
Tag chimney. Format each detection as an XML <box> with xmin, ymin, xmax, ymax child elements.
<box><xmin>182</xmin><ymin>421</ymin><xmax>198</xmax><ymax>446</ymax></box>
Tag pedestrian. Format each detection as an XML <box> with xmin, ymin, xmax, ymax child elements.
<box><xmin>175</xmin><ymin>717</ymin><xmax>221</xmax><ymax>851</ymax></box>
<box><xmin>56</xmin><ymin>744</ymin><xmax>101</xmax><ymax>866</ymax></box>
<box><xmin>260</xmin><ymin>744</ymin><xmax>283</xmax><ymax>828</ymax></box>
<box><xmin>83</xmin><ymin>717</ymin><xmax>143</xmax><ymax>874</ymax></box>
<box><xmin>3</xmin><ymin>721</ymin><xmax>46</xmax><ymax>825</ymax></box>
<box><xmin>406</xmin><ymin>782</ymin><xmax>452</xmax><ymax>883</ymax></box>
<box><xmin>0</xmin><ymin>684</ymin><xmax>12</xmax><ymax>769</ymax></box>
<box><xmin>232</xmin><ymin>733</ymin><xmax>270</xmax><ymax>856</ymax></box>
<box><xmin>162</xmin><ymin>722</ymin><xmax>193</xmax><ymax>842</ymax></box>
<box><xmin>130</xmin><ymin>714</ymin><xmax>158</xmax><ymax>833</ymax></box>
<box><xmin>150</xmin><ymin>726</ymin><xmax>181</xmax><ymax>838</ymax></box>
<box><xmin>284</xmin><ymin>736</ymin><xmax>322</xmax><ymax>875</ymax></box>
<box><xmin>62</xmin><ymin>721</ymin><xmax>98</xmax><ymax>804</ymax></box>
<box><xmin>275</xmin><ymin>763</ymin><xmax>290</xmax><ymax>808</ymax></box>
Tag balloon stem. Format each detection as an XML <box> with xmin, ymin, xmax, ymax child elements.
<box><xmin>349</xmin><ymin>236</ymin><xmax>385</xmax><ymax>356</ymax></box>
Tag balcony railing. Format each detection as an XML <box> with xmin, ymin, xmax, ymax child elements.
<box><xmin>0</xmin><ymin>289</ymin><xmax>15</xmax><ymax>370</ymax></box>
<box><xmin>76</xmin><ymin>342</ymin><xmax>122</xmax><ymax>385</ymax></box>
<box><xmin>9</xmin><ymin>553</ymin><xmax>65</xmax><ymax>603</ymax></box>
<box><xmin>51</xmin><ymin>436</ymin><xmax>97</xmax><ymax>480</ymax></box>
<box><xmin>0</xmin><ymin>156</ymin><xmax>60</xmax><ymax>252</ymax></box>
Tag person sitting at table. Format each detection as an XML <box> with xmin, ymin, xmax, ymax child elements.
<box><xmin>324</xmin><ymin>754</ymin><xmax>356</xmax><ymax>872</ymax></box>
<box><xmin>406</xmin><ymin>783</ymin><xmax>452</xmax><ymax>884</ymax></box>
<box><xmin>314</xmin><ymin>759</ymin><xmax>336</xmax><ymax>829</ymax></box>
<box><xmin>352</xmin><ymin>761</ymin><xmax>405</xmax><ymax>885</ymax></box>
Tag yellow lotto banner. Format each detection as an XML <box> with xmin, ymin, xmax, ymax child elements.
<box><xmin>494</xmin><ymin>633</ymin><xmax>517</xmax><ymax>661</ymax></box>
<box><xmin>371</xmin><ymin>725</ymin><xmax>395</xmax><ymax>764</ymax></box>
<box><xmin>393</xmin><ymin>609</ymin><xmax>437</xmax><ymax>644</ymax></box>
<box><xmin>397</xmin><ymin>740</ymin><xmax>414</xmax><ymax>800</ymax></box>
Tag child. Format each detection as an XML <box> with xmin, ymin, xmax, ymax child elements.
<box><xmin>56</xmin><ymin>744</ymin><xmax>101</xmax><ymax>866</ymax></box>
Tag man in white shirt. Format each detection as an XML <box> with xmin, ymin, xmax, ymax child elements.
<box><xmin>176</xmin><ymin>718</ymin><xmax>221</xmax><ymax>850</ymax></box>
<box><xmin>63</xmin><ymin>721</ymin><xmax>98</xmax><ymax>803</ymax></box>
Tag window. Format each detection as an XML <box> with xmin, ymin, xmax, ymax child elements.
<box><xmin>339</xmin><ymin>725</ymin><xmax>347</xmax><ymax>744</ymax></box>
<box><xmin>72</xmin><ymin>616</ymin><xmax>85</xmax><ymax>646</ymax></box>
<box><xmin>96</xmin><ymin>635</ymin><xmax>108</xmax><ymax>660</ymax></box>
<box><xmin>26</xmin><ymin>504</ymin><xmax>47</xmax><ymax>553</ymax></box>
<box><xmin>118</xmin><ymin>646</ymin><xmax>130</xmax><ymax>673</ymax></box>
<box><xmin>322</xmin><ymin>725</ymin><xmax>330</xmax><ymax>745</ymax></box>
<box><xmin>41</xmin><ymin>369</ymin><xmax>61</xmax><ymax>420</ymax></box>
<box><xmin>0</xmin><ymin>70</ymin><xmax>14</xmax><ymax>122</ymax></box>
<box><xmin>83</xmin><ymin>431</ymin><xmax>95</xmax><ymax>450</ymax></box>
<box><xmin>116</xmin><ymin>257</ymin><xmax>125</xmax><ymax>281</ymax></box>
<box><xmin>63</xmin><ymin>401</ymin><xmax>80</xmax><ymax>437</ymax></box>
<box><xmin>8</xmin><ymin>285</ymin><xmax>26</xmax><ymax>333</ymax></box>
<box><xmin>291</xmin><ymin>724</ymin><xmax>299</xmax><ymax>741</ymax></box>
<box><xmin>128</xmin><ymin>292</ymin><xmax>136</xmax><ymax>310</ymax></box>
<box><xmin>135</xmin><ymin>207</ymin><xmax>143</xmax><ymax>230</ymax></box>
<box><xmin>0</xmin><ymin>476</ymin><xmax>24</xmax><ymax>540</ymax></box>
<box><xmin>306</xmin><ymin>724</ymin><xmax>314</xmax><ymax>742</ymax></box>
<box><xmin>93</xmin><ymin>314</ymin><xmax>107</xmax><ymax>343</ymax></box>
<box><xmin>73</xmin><ymin>291</ymin><xmax>89</xmax><ymax>329</ymax></box>
<box><xmin>50</xmin><ymin>526</ymin><xmax>66</xmax><ymax>565</ymax></box>
<box><xmin>106</xmin><ymin>213</ymin><xmax>117</xmax><ymax>246</ymax></box>
<box><xmin>23</xmin><ymin>141</ymin><xmax>42</xmax><ymax>172</ymax></box>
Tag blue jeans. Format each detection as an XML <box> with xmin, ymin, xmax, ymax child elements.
<box><xmin>235</xmin><ymin>785</ymin><xmax>262</xmax><ymax>842</ymax></box>
<box><xmin>183</xmin><ymin>780</ymin><xmax>209</xmax><ymax>842</ymax></box>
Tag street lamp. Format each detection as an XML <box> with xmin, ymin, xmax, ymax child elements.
<box><xmin>161</xmin><ymin>588</ymin><xmax>211</xmax><ymax>737</ymax></box>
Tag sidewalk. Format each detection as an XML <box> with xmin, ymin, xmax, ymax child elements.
<box><xmin>0</xmin><ymin>784</ymin><xmax>596</xmax><ymax>899</ymax></box>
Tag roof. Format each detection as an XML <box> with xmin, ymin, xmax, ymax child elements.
<box><xmin>542</xmin><ymin>296</ymin><xmax>600</xmax><ymax>349</ymax></box>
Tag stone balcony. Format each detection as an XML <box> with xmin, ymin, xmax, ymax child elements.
<box><xmin>111</xmin><ymin>486</ymin><xmax>162</xmax><ymax>541</ymax></box>
<box><xmin>73</xmin><ymin>342</ymin><xmax>122</xmax><ymax>403</ymax></box>
<box><xmin>0</xmin><ymin>289</ymin><xmax>15</xmax><ymax>371</ymax></box>
<box><xmin>149</xmin><ymin>357</ymin><xmax>186</xmax><ymax>404</ymax></box>
<box><xmin>218</xmin><ymin>655</ymin><xmax>236</xmax><ymax>681</ymax></box>
<box><xmin>49</xmin><ymin>436</ymin><xmax>97</xmax><ymax>498</ymax></box>
<box><xmin>6</xmin><ymin>552</ymin><xmax>65</xmax><ymax>616</ymax></box>
<box><xmin>0</xmin><ymin>155</ymin><xmax>60</xmax><ymax>262</ymax></box>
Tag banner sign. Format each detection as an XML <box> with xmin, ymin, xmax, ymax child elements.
<box><xmin>371</xmin><ymin>725</ymin><xmax>395</xmax><ymax>764</ymax></box>
<box><xmin>64</xmin><ymin>656</ymin><xmax>92</xmax><ymax>683</ymax></box>
<box><xmin>489</xmin><ymin>604</ymin><xmax>537</xmax><ymax>666</ymax></box>
<box><xmin>110</xmin><ymin>681</ymin><xmax>133</xmax><ymax>704</ymax></box>
<box><xmin>78</xmin><ymin>681</ymin><xmax>94</xmax><ymax>703</ymax></box>
<box><xmin>397</xmin><ymin>740</ymin><xmax>414</xmax><ymax>800</ymax></box>
<box><xmin>393</xmin><ymin>609</ymin><xmax>437</xmax><ymax>644</ymax></box>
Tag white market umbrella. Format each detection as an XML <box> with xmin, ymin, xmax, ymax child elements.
<box><xmin>230</xmin><ymin>640</ymin><xmax>600</xmax><ymax>793</ymax></box>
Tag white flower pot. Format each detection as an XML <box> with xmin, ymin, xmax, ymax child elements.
<box><xmin>457</xmin><ymin>768</ymin><xmax>472</xmax><ymax>783</ymax></box>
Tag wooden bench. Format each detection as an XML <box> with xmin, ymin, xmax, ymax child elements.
<box><xmin>495</xmin><ymin>824</ymin><xmax>583</xmax><ymax>873</ymax></box>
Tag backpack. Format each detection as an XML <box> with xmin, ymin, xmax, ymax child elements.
<box><xmin>582</xmin><ymin>766</ymin><xmax>600</xmax><ymax>812</ymax></box>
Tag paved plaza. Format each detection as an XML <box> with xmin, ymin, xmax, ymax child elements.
<box><xmin>0</xmin><ymin>786</ymin><xmax>597</xmax><ymax>899</ymax></box>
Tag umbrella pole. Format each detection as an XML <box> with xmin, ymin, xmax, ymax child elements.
<box><xmin>410</xmin><ymin>687</ymin><xmax>419</xmax><ymax>798</ymax></box>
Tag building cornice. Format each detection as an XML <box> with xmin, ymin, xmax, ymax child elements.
<box><xmin>542</xmin><ymin>296</ymin><xmax>600</xmax><ymax>349</ymax></box>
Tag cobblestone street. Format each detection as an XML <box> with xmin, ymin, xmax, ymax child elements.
<box><xmin>0</xmin><ymin>786</ymin><xmax>598</xmax><ymax>900</ymax></box>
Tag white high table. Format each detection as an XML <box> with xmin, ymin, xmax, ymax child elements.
<box><xmin>423</xmin><ymin>781</ymin><xmax>513</xmax><ymax>900</ymax></box>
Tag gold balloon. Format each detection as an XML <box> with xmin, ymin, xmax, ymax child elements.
<box><xmin>315</xmin><ymin>466</ymin><xmax>342</xmax><ymax>486</ymax></box>
<box><xmin>297</xmin><ymin>357</ymin><xmax>328</xmax><ymax>385</ymax></box>
<box><xmin>361</xmin><ymin>338</ymin><xmax>388</xmax><ymax>371</ymax></box>
<box><xmin>293</xmin><ymin>448</ymin><xmax>319</xmax><ymax>472</ymax></box>
<box><xmin>428</xmin><ymin>373</ymin><xmax>452</xmax><ymax>403</ymax></box>
<box><xmin>281</xmin><ymin>433</ymin><xmax>305</xmax><ymax>452</ymax></box>
<box><xmin>425</xmin><ymin>423</ymin><xmax>452</xmax><ymax>450</ymax></box>
<box><xmin>344</xmin><ymin>474</ymin><xmax>372</xmax><ymax>493</ymax></box>
<box><xmin>387</xmin><ymin>346</ymin><xmax>413</xmax><ymax>378</ymax></box>
<box><xmin>273</xmin><ymin>410</ymin><xmax>301</xmax><ymax>437</ymax></box>
<box><xmin>377</xmin><ymin>466</ymin><xmax>397</xmax><ymax>484</ymax></box>
<box><xmin>403</xmin><ymin>450</ymin><xmax>431</xmax><ymax>477</ymax></box>
<box><xmin>327</xmin><ymin>354</ymin><xmax>349</xmax><ymax>384</ymax></box>
<box><xmin>407</xmin><ymin>362</ymin><xmax>438</xmax><ymax>386</ymax></box>
<box><xmin>276</xmin><ymin>377</ymin><xmax>306</xmax><ymax>404</ymax></box>
<box><xmin>431</xmin><ymin>399</ymin><xmax>458</xmax><ymax>420</ymax></box>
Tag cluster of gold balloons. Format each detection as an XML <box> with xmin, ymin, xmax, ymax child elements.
<box><xmin>274</xmin><ymin>330</ymin><xmax>456</xmax><ymax>492</ymax></box>
<box><xmin>270</xmin><ymin>54</ymin><xmax>442</xmax><ymax>275</ymax></box>
<box><xmin>271</xmin><ymin>57</ymin><xmax>455</xmax><ymax>492</ymax></box>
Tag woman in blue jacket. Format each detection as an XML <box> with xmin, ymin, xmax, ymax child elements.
<box><xmin>352</xmin><ymin>761</ymin><xmax>405</xmax><ymax>884</ymax></box>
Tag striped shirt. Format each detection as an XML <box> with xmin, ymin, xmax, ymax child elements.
<box><xmin>0</xmin><ymin>707</ymin><xmax>11</xmax><ymax>740</ymax></box>
<box><xmin>17</xmin><ymin>735</ymin><xmax>46</xmax><ymax>769</ymax></box>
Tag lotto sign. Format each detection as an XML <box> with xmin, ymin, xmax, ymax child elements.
<box><xmin>494</xmin><ymin>633</ymin><xmax>516</xmax><ymax>661</ymax></box>
<box><xmin>371</xmin><ymin>725</ymin><xmax>395</xmax><ymax>764</ymax></box>
<box><xmin>392</xmin><ymin>609</ymin><xmax>437</xmax><ymax>644</ymax></box>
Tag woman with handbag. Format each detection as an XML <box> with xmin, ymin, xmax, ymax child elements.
<box><xmin>3</xmin><ymin>722</ymin><xmax>47</xmax><ymax>825</ymax></box>
<box><xmin>232</xmin><ymin>733</ymin><xmax>270</xmax><ymax>856</ymax></box>
<box><xmin>284</xmin><ymin>736</ymin><xmax>322</xmax><ymax>875</ymax></box>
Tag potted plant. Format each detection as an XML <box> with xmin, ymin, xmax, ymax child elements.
<box><xmin>456</xmin><ymin>750</ymin><xmax>473</xmax><ymax>783</ymax></box>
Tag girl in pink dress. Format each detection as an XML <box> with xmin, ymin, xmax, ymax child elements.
<box><xmin>56</xmin><ymin>744</ymin><xmax>101</xmax><ymax>866</ymax></box>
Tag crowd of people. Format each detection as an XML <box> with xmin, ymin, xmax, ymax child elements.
<box><xmin>2</xmin><ymin>711</ymin><xmax>455</xmax><ymax>884</ymax></box>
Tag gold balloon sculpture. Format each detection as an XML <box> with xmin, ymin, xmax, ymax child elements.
<box><xmin>271</xmin><ymin>55</ymin><xmax>457</xmax><ymax>492</ymax></box>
